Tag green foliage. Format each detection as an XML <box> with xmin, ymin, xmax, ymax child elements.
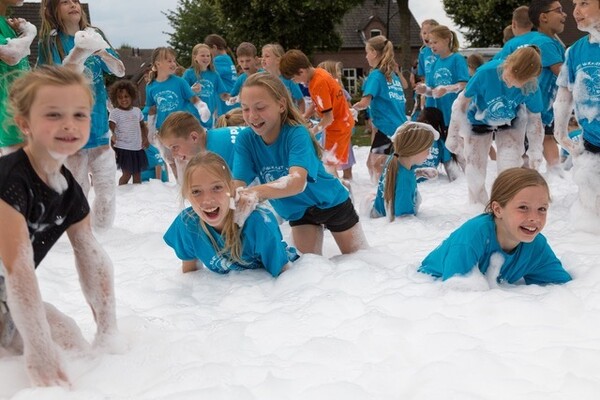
<box><xmin>442</xmin><ymin>0</ymin><xmax>522</xmax><ymax>47</ymax></box>
<box><xmin>166</xmin><ymin>0</ymin><xmax>363</xmax><ymax>57</ymax></box>
<box><xmin>164</xmin><ymin>0</ymin><xmax>222</xmax><ymax>67</ymax></box>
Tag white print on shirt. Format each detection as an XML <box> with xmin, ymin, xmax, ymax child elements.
<box><xmin>155</xmin><ymin>90</ymin><xmax>180</xmax><ymax>113</ymax></box>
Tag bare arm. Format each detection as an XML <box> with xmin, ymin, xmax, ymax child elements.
<box><xmin>140</xmin><ymin>120</ymin><xmax>149</xmax><ymax>148</ymax></box>
<box><xmin>432</xmin><ymin>82</ymin><xmax>467</xmax><ymax>98</ymax></box>
<box><xmin>310</xmin><ymin>110</ymin><xmax>334</xmax><ymax>135</ymax></box>
<box><xmin>181</xmin><ymin>260</ymin><xmax>198</xmax><ymax>273</ymax></box>
<box><xmin>352</xmin><ymin>95</ymin><xmax>372</xmax><ymax>111</ymax></box>
<box><xmin>66</xmin><ymin>215</ymin><xmax>118</xmax><ymax>348</ymax></box>
<box><xmin>0</xmin><ymin>199</ymin><xmax>69</xmax><ymax>387</ymax></box>
<box><xmin>553</xmin><ymin>86</ymin><xmax>576</xmax><ymax>153</ymax></box>
<box><xmin>96</xmin><ymin>49</ymin><xmax>125</xmax><ymax>77</ymax></box>
<box><xmin>0</xmin><ymin>19</ymin><xmax>37</xmax><ymax>66</ymax></box>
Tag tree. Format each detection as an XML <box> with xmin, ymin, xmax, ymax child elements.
<box><xmin>164</xmin><ymin>0</ymin><xmax>222</xmax><ymax>66</ymax></box>
<box><xmin>442</xmin><ymin>0</ymin><xmax>522</xmax><ymax>47</ymax></box>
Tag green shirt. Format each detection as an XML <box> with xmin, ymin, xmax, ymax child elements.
<box><xmin>0</xmin><ymin>17</ymin><xmax>30</xmax><ymax>147</ymax></box>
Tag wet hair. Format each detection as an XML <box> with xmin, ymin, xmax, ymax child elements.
<box><xmin>190</xmin><ymin>43</ymin><xmax>214</xmax><ymax>73</ymax></box>
<box><xmin>240</xmin><ymin>72</ymin><xmax>320</xmax><ymax>157</ymax></box>
<box><xmin>485</xmin><ymin>167</ymin><xmax>550</xmax><ymax>214</ymax></box>
<box><xmin>429</xmin><ymin>25</ymin><xmax>460</xmax><ymax>53</ymax></box>
<box><xmin>181</xmin><ymin>151</ymin><xmax>246</xmax><ymax>265</ymax></box>
<box><xmin>502</xmin><ymin>46</ymin><xmax>542</xmax><ymax>93</ymax></box>
<box><xmin>215</xmin><ymin>108</ymin><xmax>245</xmax><ymax>128</ymax></box>
<box><xmin>503</xmin><ymin>25</ymin><xmax>515</xmax><ymax>43</ymax></box>
<box><xmin>366</xmin><ymin>35</ymin><xmax>398</xmax><ymax>82</ymax></box>
<box><xmin>9</xmin><ymin>65</ymin><xmax>93</xmax><ymax>120</ymax></box>
<box><xmin>108</xmin><ymin>80</ymin><xmax>138</xmax><ymax>108</ymax></box>
<box><xmin>528</xmin><ymin>0</ymin><xmax>557</xmax><ymax>28</ymax></box>
<box><xmin>39</xmin><ymin>0</ymin><xmax>103</xmax><ymax>63</ymax></box>
<box><xmin>279</xmin><ymin>49</ymin><xmax>312</xmax><ymax>79</ymax></box>
<box><xmin>236</xmin><ymin>42</ymin><xmax>257</xmax><ymax>58</ymax></box>
<box><xmin>148</xmin><ymin>47</ymin><xmax>178</xmax><ymax>83</ymax></box>
<box><xmin>467</xmin><ymin>53</ymin><xmax>485</xmax><ymax>73</ymax></box>
<box><xmin>383</xmin><ymin>122</ymin><xmax>437</xmax><ymax>221</ymax></box>
<box><xmin>417</xmin><ymin>107</ymin><xmax>447</xmax><ymax>141</ymax></box>
<box><xmin>158</xmin><ymin>111</ymin><xmax>205</xmax><ymax>140</ymax></box>
<box><xmin>513</xmin><ymin>6</ymin><xmax>533</xmax><ymax>29</ymax></box>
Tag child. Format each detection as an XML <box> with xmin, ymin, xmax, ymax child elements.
<box><xmin>371</xmin><ymin>122</ymin><xmax>438</xmax><ymax>220</ymax></box>
<box><xmin>228</xmin><ymin>42</ymin><xmax>260</xmax><ymax>101</ymax></box>
<box><xmin>280</xmin><ymin>49</ymin><xmax>355</xmax><ymax>171</ymax></box>
<box><xmin>416</xmin><ymin>19</ymin><xmax>440</xmax><ymax>109</ymax></box>
<box><xmin>446</xmin><ymin>46</ymin><xmax>544</xmax><ymax>204</ymax></box>
<box><xmin>413</xmin><ymin>107</ymin><xmax>449</xmax><ymax>180</ymax></box>
<box><xmin>215</xmin><ymin>107</ymin><xmax>245</xmax><ymax>128</ymax></box>
<box><xmin>415</xmin><ymin>25</ymin><xmax>470</xmax><ymax>131</ymax></box>
<box><xmin>352</xmin><ymin>35</ymin><xmax>408</xmax><ymax>181</ymax></box>
<box><xmin>233</xmin><ymin>72</ymin><xmax>368</xmax><ymax>255</ymax></box>
<box><xmin>204</xmin><ymin>33</ymin><xmax>238</xmax><ymax>115</ymax></box>
<box><xmin>108</xmin><ymin>80</ymin><xmax>149</xmax><ymax>185</ymax></box>
<box><xmin>0</xmin><ymin>66</ymin><xmax>119</xmax><ymax>387</ymax></box>
<box><xmin>37</xmin><ymin>0</ymin><xmax>125</xmax><ymax>229</ymax></box>
<box><xmin>158</xmin><ymin>110</ymin><xmax>237</xmax><ymax>169</ymax></box>
<box><xmin>164</xmin><ymin>151</ymin><xmax>298</xmax><ymax>275</ymax></box>
<box><xmin>318</xmin><ymin>59</ymin><xmax>356</xmax><ymax>180</ymax></box>
<box><xmin>182</xmin><ymin>43</ymin><xmax>230</xmax><ymax>129</ymax></box>
<box><xmin>0</xmin><ymin>0</ymin><xmax>36</xmax><ymax>156</ymax></box>
<box><xmin>261</xmin><ymin>43</ymin><xmax>306</xmax><ymax>112</ymax></box>
<box><xmin>141</xmin><ymin>144</ymin><xmax>169</xmax><ymax>182</ymax></box>
<box><xmin>553</xmin><ymin>0</ymin><xmax>600</xmax><ymax>216</ymax></box>
<box><xmin>419</xmin><ymin>167</ymin><xmax>571</xmax><ymax>285</ymax></box>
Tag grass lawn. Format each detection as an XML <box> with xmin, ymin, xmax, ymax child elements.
<box><xmin>352</xmin><ymin>124</ymin><xmax>372</xmax><ymax>147</ymax></box>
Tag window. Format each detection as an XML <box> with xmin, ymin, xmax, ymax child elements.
<box><xmin>370</xmin><ymin>29</ymin><xmax>382</xmax><ymax>38</ymax></box>
<box><xmin>343</xmin><ymin>68</ymin><xmax>358</xmax><ymax>95</ymax></box>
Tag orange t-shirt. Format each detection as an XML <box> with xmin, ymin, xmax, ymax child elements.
<box><xmin>308</xmin><ymin>68</ymin><xmax>354</xmax><ymax>164</ymax></box>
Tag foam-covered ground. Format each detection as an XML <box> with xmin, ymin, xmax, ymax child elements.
<box><xmin>2</xmin><ymin>146</ymin><xmax>599</xmax><ymax>399</ymax></box>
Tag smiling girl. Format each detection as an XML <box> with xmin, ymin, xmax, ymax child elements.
<box><xmin>164</xmin><ymin>151</ymin><xmax>298</xmax><ymax>275</ymax></box>
<box><xmin>419</xmin><ymin>167</ymin><xmax>571</xmax><ymax>285</ymax></box>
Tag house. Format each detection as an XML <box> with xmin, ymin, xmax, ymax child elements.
<box><xmin>312</xmin><ymin>0</ymin><xmax>422</xmax><ymax>95</ymax></box>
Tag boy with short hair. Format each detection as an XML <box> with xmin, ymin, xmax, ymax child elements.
<box><xmin>158</xmin><ymin>111</ymin><xmax>239</xmax><ymax>168</ymax></box>
<box><xmin>279</xmin><ymin>49</ymin><xmax>354</xmax><ymax>168</ymax></box>
<box><xmin>229</xmin><ymin>42</ymin><xmax>260</xmax><ymax>98</ymax></box>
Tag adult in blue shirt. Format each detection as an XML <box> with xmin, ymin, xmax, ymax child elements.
<box><xmin>419</xmin><ymin>168</ymin><xmax>571</xmax><ymax>285</ymax></box>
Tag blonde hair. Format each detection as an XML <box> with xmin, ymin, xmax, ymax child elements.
<box><xmin>148</xmin><ymin>47</ymin><xmax>178</xmax><ymax>83</ymax></box>
<box><xmin>215</xmin><ymin>108</ymin><xmax>245</xmax><ymax>128</ymax></box>
<box><xmin>318</xmin><ymin>60</ymin><xmax>343</xmax><ymax>81</ymax></box>
<box><xmin>241</xmin><ymin>72</ymin><xmax>321</xmax><ymax>157</ymax></box>
<box><xmin>366</xmin><ymin>35</ymin><xmax>397</xmax><ymax>82</ymax></box>
<box><xmin>429</xmin><ymin>25</ymin><xmax>460</xmax><ymax>53</ymax></box>
<box><xmin>513</xmin><ymin>6</ymin><xmax>533</xmax><ymax>29</ymax></box>
<box><xmin>190</xmin><ymin>43</ymin><xmax>214</xmax><ymax>73</ymax></box>
<box><xmin>9</xmin><ymin>65</ymin><xmax>93</xmax><ymax>120</ymax></box>
<box><xmin>467</xmin><ymin>53</ymin><xmax>485</xmax><ymax>72</ymax></box>
<box><xmin>38</xmin><ymin>0</ymin><xmax>95</xmax><ymax>63</ymax></box>
<box><xmin>503</xmin><ymin>46</ymin><xmax>542</xmax><ymax>93</ymax></box>
<box><xmin>158</xmin><ymin>111</ymin><xmax>206</xmax><ymax>140</ymax></box>
<box><xmin>503</xmin><ymin>25</ymin><xmax>515</xmax><ymax>43</ymax></box>
<box><xmin>485</xmin><ymin>168</ymin><xmax>550</xmax><ymax>214</ymax></box>
<box><xmin>262</xmin><ymin>43</ymin><xmax>285</xmax><ymax>59</ymax></box>
<box><xmin>181</xmin><ymin>152</ymin><xmax>246</xmax><ymax>265</ymax></box>
<box><xmin>383</xmin><ymin>123</ymin><xmax>436</xmax><ymax>221</ymax></box>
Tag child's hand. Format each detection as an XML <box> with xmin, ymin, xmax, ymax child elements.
<box><xmin>191</xmin><ymin>82</ymin><xmax>202</xmax><ymax>93</ymax></box>
<box><xmin>93</xmin><ymin>330</ymin><xmax>129</xmax><ymax>355</ymax></box>
<box><xmin>195</xmin><ymin>100</ymin><xmax>211</xmax><ymax>123</ymax></box>
<box><xmin>25</xmin><ymin>345</ymin><xmax>71</xmax><ymax>388</ymax></box>
<box><xmin>233</xmin><ymin>187</ymin><xmax>258</xmax><ymax>227</ymax></box>
<box><xmin>226</xmin><ymin>96</ymin><xmax>239</xmax><ymax>106</ymax></box>
<box><xmin>432</xmin><ymin>86</ymin><xmax>447</xmax><ymax>98</ymax></box>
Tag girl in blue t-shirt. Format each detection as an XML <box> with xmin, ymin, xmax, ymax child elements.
<box><xmin>417</xmin><ymin>19</ymin><xmax>440</xmax><ymax>109</ymax></box>
<box><xmin>183</xmin><ymin>43</ymin><xmax>231</xmax><ymax>129</ymax></box>
<box><xmin>204</xmin><ymin>34</ymin><xmax>238</xmax><ymax>115</ymax></box>
<box><xmin>446</xmin><ymin>46</ymin><xmax>544</xmax><ymax>204</ymax></box>
<box><xmin>352</xmin><ymin>35</ymin><xmax>408</xmax><ymax>181</ymax></box>
<box><xmin>261</xmin><ymin>43</ymin><xmax>306</xmax><ymax>113</ymax></box>
<box><xmin>164</xmin><ymin>152</ymin><xmax>298</xmax><ymax>276</ymax></box>
<box><xmin>419</xmin><ymin>167</ymin><xmax>571</xmax><ymax>286</ymax></box>
<box><xmin>233</xmin><ymin>72</ymin><xmax>368</xmax><ymax>255</ymax></box>
<box><xmin>371</xmin><ymin>122</ymin><xmax>439</xmax><ymax>220</ymax></box>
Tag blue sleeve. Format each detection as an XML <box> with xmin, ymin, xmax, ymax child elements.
<box><xmin>245</xmin><ymin>209</ymin><xmax>291</xmax><ymax>277</ymax></box>
<box><xmin>182</xmin><ymin>68</ymin><xmax>197</xmax><ymax>86</ymax></box>
<box><xmin>215</xmin><ymin>73</ymin><xmax>227</xmax><ymax>95</ymax></box>
<box><xmin>420</xmin><ymin>242</ymin><xmax>481</xmax><ymax>280</ymax></box>
<box><xmin>144</xmin><ymin>84</ymin><xmax>155</xmax><ymax>109</ymax></box>
<box><xmin>393</xmin><ymin>169</ymin><xmax>417</xmax><ymax>216</ymax></box>
<box><xmin>417</xmin><ymin>49</ymin><xmax>426</xmax><ymax>76</ymax></box>
<box><xmin>286</xmin><ymin>125</ymin><xmax>320</xmax><ymax>181</ymax></box>
<box><xmin>288</xmin><ymin>80</ymin><xmax>303</xmax><ymax>101</ymax></box>
<box><xmin>362</xmin><ymin>70</ymin><xmax>380</xmax><ymax>98</ymax></box>
<box><xmin>232</xmin><ymin>128</ymin><xmax>258</xmax><ymax>185</ymax></box>
<box><xmin>524</xmin><ymin>88</ymin><xmax>544</xmax><ymax>113</ymax></box>
<box><xmin>455</xmin><ymin>55</ymin><xmax>471</xmax><ymax>83</ymax></box>
<box><xmin>179</xmin><ymin>77</ymin><xmax>197</xmax><ymax>101</ymax></box>
<box><xmin>464</xmin><ymin>70</ymin><xmax>482</xmax><ymax>98</ymax></box>
<box><xmin>523</xmin><ymin>239</ymin><xmax>571</xmax><ymax>285</ymax></box>
<box><xmin>539</xmin><ymin>40</ymin><xmax>564</xmax><ymax>68</ymax></box>
<box><xmin>230</xmin><ymin>74</ymin><xmax>245</xmax><ymax>96</ymax></box>
<box><xmin>163</xmin><ymin>211</ymin><xmax>198</xmax><ymax>261</ymax></box>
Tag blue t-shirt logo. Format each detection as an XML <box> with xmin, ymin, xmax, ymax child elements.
<box><xmin>156</xmin><ymin>90</ymin><xmax>180</xmax><ymax>113</ymax></box>
<box><xmin>433</xmin><ymin>68</ymin><xmax>453</xmax><ymax>86</ymax></box>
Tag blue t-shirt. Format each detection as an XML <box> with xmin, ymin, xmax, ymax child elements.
<box><xmin>230</xmin><ymin>72</ymin><xmax>251</xmax><ymax>97</ymax></box>
<box><xmin>144</xmin><ymin>75</ymin><xmax>201</xmax><ymax>129</ymax></box>
<box><xmin>141</xmin><ymin>145</ymin><xmax>168</xmax><ymax>182</ymax></box>
<box><xmin>37</xmin><ymin>30</ymin><xmax>120</xmax><ymax>149</ymax></box>
<box><xmin>417</xmin><ymin>46</ymin><xmax>439</xmax><ymax>108</ymax></box>
<box><xmin>494</xmin><ymin>32</ymin><xmax>564</xmax><ymax>126</ymax></box>
<box><xmin>419</xmin><ymin>213</ymin><xmax>572</xmax><ymax>285</ymax></box>
<box><xmin>182</xmin><ymin>68</ymin><xmax>227</xmax><ymax>129</ymax></box>
<box><xmin>206</xmin><ymin>126</ymin><xmax>241</xmax><ymax>169</ymax></box>
<box><xmin>164</xmin><ymin>206</ymin><xmax>298</xmax><ymax>277</ymax></box>
<box><xmin>426</xmin><ymin>52</ymin><xmax>470</xmax><ymax>127</ymax></box>
<box><xmin>557</xmin><ymin>35</ymin><xmax>600</xmax><ymax>147</ymax></box>
<box><xmin>233</xmin><ymin>124</ymin><xmax>349</xmax><ymax>221</ymax></box>
<box><xmin>213</xmin><ymin>54</ymin><xmax>238</xmax><ymax>115</ymax></box>
<box><xmin>464</xmin><ymin>59</ymin><xmax>544</xmax><ymax>126</ymax></box>
<box><xmin>372</xmin><ymin>157</ymin><xmax>419</xmax><ymax>218</ymax></box>
<box><xmin>280</xmin><ymin>76</ymin><xmax>304</xmax><ymax>103</ymax></box>
<box><xmin>362</xmin><ymin>69</ymin><xmax>407</xmax><ymax>136</ymax></box>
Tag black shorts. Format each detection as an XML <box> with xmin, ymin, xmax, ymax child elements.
<box><xmin>584</xmin><ymin>138</ymin><xmax>600</xmax><ymax>154</ymax></box>
<box><xmin>471</xmin><ymin>123</ymin><xmax>512</xmax><ymax>136</ymax></box>
<box><xmin>544</xmin><ymin>123</ymin><xmax>555</xmax><ymax>137</ymax></box>
<box><xmin>370</xmin><ymin>130</ymin><xmax>393</xmax><ymax>154</ymax></box>
<box><xmin>289</xmin><ymin>197</ymin><xmax>359</xmax><ymax>232</ymax></box>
